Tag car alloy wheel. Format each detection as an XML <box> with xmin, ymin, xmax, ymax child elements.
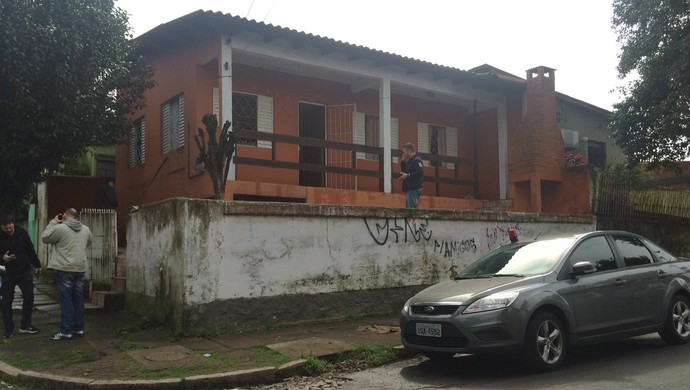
<box><xmin>522</xmin><ymin>311</ymin><xmax>567</xmax><ymax>372</ymax></box>
<box><xmin>660</xmin><ymin>295</ymin><xmax>690</xmax><ymax>344</ymax></box>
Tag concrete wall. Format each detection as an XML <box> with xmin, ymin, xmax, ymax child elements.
<box><xmin>126</xmin><ymin>198</ymin><xmax>596</xmax><ymax>331</ymax></box>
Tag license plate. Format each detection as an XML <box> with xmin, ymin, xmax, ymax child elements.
<box><xmin>416</xmin><ymin>323</ymin><xmax>442</xmax><ymax>338</ymax></box>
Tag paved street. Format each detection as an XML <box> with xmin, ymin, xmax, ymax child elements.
<box><xmin>254</xmin><ymin>333</ymin><xmax>690</xmax><ymax>390</ymax></box>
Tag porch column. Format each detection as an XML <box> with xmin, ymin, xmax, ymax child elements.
<box><xmin>497</xmin><ymin>99</ymin><xmax>508</xmax><ymax>199</ymax></box>
<box><xmin>220</xmin><ymin>34</ymin><xmax>235</xmax><ymax>180</ymax></box>
<box><xmin>379</xmin><ymin>77</ymin><xmax>392</xmax><ymax>193</ymax></box>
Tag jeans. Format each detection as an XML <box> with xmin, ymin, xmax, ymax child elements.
<box><xmin>57</xmin><ymin>271</ymin><xmax>85</xmax><ymax>335</ymax></box>
<box><xmin>1</xmin><ymin>269</ymin><xmax>35</xmax><ymax>333</ymax></box>
<box><xmin>406</xmin><ymin>188</ymin><xmax>422</xmax><ymax>208</ymax></box>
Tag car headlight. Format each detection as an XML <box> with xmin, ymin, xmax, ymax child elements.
<box><xmin>402</xmin><ymin>299</ymin><xmax>411</xmax><ymax>314</ymax></box>
<box><xmin>463</xmin><ymin>291</ymin><xmax>520</xmax><ymax>314</ymax></box>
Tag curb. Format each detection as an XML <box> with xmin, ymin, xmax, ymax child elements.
<box><xmin>1</xmin><ymin>345</ymin><xmax>413</xmax><ymax>389</ymax></box>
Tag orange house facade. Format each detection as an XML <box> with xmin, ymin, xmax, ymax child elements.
<box><xmin>117</xmin><ymin>10</ymin><xmax>623</xmax><ymax>223</ymax></box>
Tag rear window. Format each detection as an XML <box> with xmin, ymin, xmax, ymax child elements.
<box><xmin>613</xmin><ymin>235</ymin><xmax>654</xmax><ymax>267</ymax></box>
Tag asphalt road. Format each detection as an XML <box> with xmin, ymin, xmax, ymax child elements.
<box><xmin>338</xmin><ymin>333</ymin><xmax>690</xmax><ymax>390</ymax></box>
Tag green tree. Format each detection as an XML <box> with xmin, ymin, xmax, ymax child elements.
<box><xmin>609</xmin><ymin>0</ymin><xmax>690</xmax><ymax>169</ymax></box>
<box><xmin>0</xmin><ymin>0</ymin><xmax>153</xmax><ymax>214</ymax></box>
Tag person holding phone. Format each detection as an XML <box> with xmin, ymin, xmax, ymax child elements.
<box><xmin>0</xmin><ymin>215</ymin><xmax>43</xmax><ymax>339</ymax></box>
<box><xmin>41</xmin><ymin>208</ymin><xmax>92</xmax><ymax>340</ymax></box>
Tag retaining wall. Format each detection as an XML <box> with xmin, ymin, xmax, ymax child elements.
<box><xmin>125</xmin><ymin>198</ymin><xmax>596</xmax><ymax>331</ymax></box>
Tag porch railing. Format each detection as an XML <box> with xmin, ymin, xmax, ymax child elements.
<box><xmin>232</xmin><ymin>130</ymin><xmax>476</xmax><ymax>196</ymax></box>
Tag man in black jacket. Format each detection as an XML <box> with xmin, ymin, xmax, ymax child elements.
<box><xmin>398</xmin><ymin>143</ymin><xmax>424</xmax><ymax>208</ymax></box>
<box><xmin>0</xmin><ymin>215</ymin><xmax>42</xmax><ymax>338</ymax></box>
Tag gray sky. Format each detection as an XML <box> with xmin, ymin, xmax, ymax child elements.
<box><xmin>116</xmin><ymin>0</ymin><xmax>624</xmax><ymax>110</ymax></box>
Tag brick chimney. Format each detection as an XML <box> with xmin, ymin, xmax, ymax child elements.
<box><xmin>509</xmin><ymin>66</ymin><xmax>564</xmax><ymax>180</ymax></box>
<box><xmin>508</xmin><ymin>66</ymin><xmax>564</xmax><ymax>212</ymax></box>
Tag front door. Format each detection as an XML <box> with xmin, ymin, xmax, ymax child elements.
<box><xmin>299</xmin><ymin>102</ymin><xmax>326</xmax><ymax>187</ymax></box>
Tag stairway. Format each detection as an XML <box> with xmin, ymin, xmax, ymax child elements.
<box><xmin>87</xmin><ymin>249</ymin><xmax>126</xmax><ymax>311</ymax></box>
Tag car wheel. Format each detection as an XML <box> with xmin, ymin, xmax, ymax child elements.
<box><xmin>423</xmin><ymin>351</ymin><xmax>455</xmax><ymax>361</ymax></box>
<box><xmin>521</xmin><ymin>311</ymin><xmax>567</xmax><ymax>372</ymax></box>
<box><xmin>659</xmin><ymin>295</ymin><xmax>690</xmax><ymax>345</ymax></box>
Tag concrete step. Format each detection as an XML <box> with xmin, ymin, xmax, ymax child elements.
<box><xmin>90</xmin><ymin>290</ymin><xmax>125</xmax><ymax>311</ymax></box>
<box><xmin>111</xmin><ymin>276</ymin><xmax>126</xmax><ymax>294</ymax></box>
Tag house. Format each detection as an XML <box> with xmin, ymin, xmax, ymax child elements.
<box><xmin>116</xmin><ymin>10</ymin><xmax>624</xmax><ymax>234</ymax></box>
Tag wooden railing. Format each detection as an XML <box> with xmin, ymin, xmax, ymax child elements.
<box><xmin>232</xmin><ymin>130</ymin><xmax>476</xmax><ymax>196</ymax></box>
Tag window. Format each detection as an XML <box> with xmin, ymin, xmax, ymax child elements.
<box><xmin>129</xmin><ymin>118</ymin><xmax>145</xmax><ymax>167</ymax></box>
<box><xmin>162</xmin><ymin>95</ymin><xmax>185</xmax><ymax>153</ymax></box>
<box><xmin>587</xmin><ymin>139</ymin><xmax>606</xmax><ymax>168</ymax></box>
<box><xmin>418</xmin><ymin>122</ymin><xmax>457</xmax><ymax>168</ymax></box>
<box><xmin>643</xmin><ymin>239</ymin><xmax>676</xmax><ymax>263</ymax></box>
<box><xmin>96</xmin><ymin>155</ymin><xmax>115</xmax><ymax>177</ymax></box>
<box><xmin>613</xmin><ymin>235</ymin><xmax>654</xmax><ymax>267</ymax></box>
<box><xmin>429</xmin><ymin>125</ymin><xmax>447</xmax><ymax>167</ymax></box>
<box><xmin>568</xmin><ymin>236</ymin><xmax>617</xmax><ymax>272</ymax></box>
<box><xmin>233</xmin><ymin>92</ymin><xmax>258</xmax><ymax>146</ymax></box>
<box><xmin>353</xmin><ymin>113</ymin><xmax>398</xmax><ymax>161</ymax></box>
<box><xmin>364</xmin><ymin>114</ymin><xmax>380</xmax><ymax>160</ymax></box>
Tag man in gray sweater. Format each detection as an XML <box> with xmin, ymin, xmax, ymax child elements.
<box><xmin>41</xmin><ymin>208</ymin><xmax>92</xmax><ymax>340</ymax></box>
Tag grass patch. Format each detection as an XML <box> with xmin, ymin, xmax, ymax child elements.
<box><xmin>244</xmin><ymin>346</ymin><xmax>294</xmax><ymax>366</ymax></box>
<box><xmin>335</xmin><ymin>344</ymin><xmax>399</xmax><ymax>366</ymax></box>
<box><xmin>0</xmin><ymin>351</ymin><xmax>49</xmax><ymax>370</ymax></box>
<box><xmin>120</xmin><ymin>341</ymin><xmax>147</xmax><ymax>351</ymax></box>
<box><xmin>300</xmin><ymin>355</ymin><xmax>327</xmax><ymax>376</ymax></box>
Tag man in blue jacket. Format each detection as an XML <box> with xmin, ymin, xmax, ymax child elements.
<box><xmin>398</xmin><ymin>143</ymin><xmax>424</xmax><ymax>208</ymax></box>
<box><xmin>0</xmin><ymin>215</ymin><xmax>42</xmax><ymax>338</ymax></box>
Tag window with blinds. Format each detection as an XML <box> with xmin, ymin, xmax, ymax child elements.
<box><xmin>162</xmin><ymin>95</ymin><xmax>185</xmax><ymax>153</ymax></box>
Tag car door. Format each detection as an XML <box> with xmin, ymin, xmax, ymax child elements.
<box><xmin>610</xmin><ymin>234</ymin><xmax>666</xmax><ymax>327</ymax></box>
<box><xmin>561</xmin><ymin>235</ymin><xmax>637</xmax><ymax>337</ymax></box>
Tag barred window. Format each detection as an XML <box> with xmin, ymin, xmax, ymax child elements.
<box><xmin>129</xmin><ymin>118</ymin><xmax>145</xmax><ymax>167</ymax></box>
<box><xmin>429</xmin><ymin>125</ymin><xmax>447</xmax><ymax>167</ymax></box>
<box><xmin>233</xmin><ymin>93</ymin><xmax>258</xmax><ymax>146</ymax></box>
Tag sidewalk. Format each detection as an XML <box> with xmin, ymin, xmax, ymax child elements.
<box><xmin>0</xmin><ymin>277</ymin><xmax>405</xmax><ymax>389</ymax></box>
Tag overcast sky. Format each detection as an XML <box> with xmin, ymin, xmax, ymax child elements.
<box><xmin>116</xmin><ymin>0</ymin><xmax>624</xmax><ymax>110</ymax></box>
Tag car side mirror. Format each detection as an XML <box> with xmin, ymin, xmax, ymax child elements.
<box><xmin>571</xmin><ymin>261</ymin><xmax>597</xmax><ymax>276</ymax></box>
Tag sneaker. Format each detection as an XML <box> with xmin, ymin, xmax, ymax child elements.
<box><xmin>74</xmin><ymin>330</ymin><xmax>84</xmax><ymax>336</ymax></box>
<box><xmin>49</xmin><ymin>332</ymin><xmax>72</xmax><ymax>340</ymax></box>
<box><xmin>19</xmin><ymin>325</ymin><xmax>40</xmax><ymax>334</ymax></box>
<box><xmin>3</xmin><ymin>332</ymin><xmax>12</xmax><ymax>339</ymax></box>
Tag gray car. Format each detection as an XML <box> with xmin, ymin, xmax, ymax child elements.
<box><xmin>400</xmin><ymin>231</ymin><xmax>690</xmax><ymax>371</ymax></box>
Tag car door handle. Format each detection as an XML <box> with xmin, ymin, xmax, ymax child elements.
<box><xmin>614</xmin><ymin>278</ymin><xmax>626</xmax><ymax>285</ymax></box>
<box><xmin>657</xmin><ymin>270</ymin><xmax>668</xmax><ymax>278</ymax></box>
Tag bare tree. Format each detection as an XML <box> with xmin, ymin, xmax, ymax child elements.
<box><xmin>194</xmin><ymin>114</ymin><xmax>236</xmax><ymax>199</ymax></box>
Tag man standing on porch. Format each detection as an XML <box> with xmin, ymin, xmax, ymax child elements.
<box><xmin>398</xmin><ymin>143</ymin><xmax>424</xmax><ymax>208</ymax></box>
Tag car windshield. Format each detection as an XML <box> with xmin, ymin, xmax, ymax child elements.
<box><xmin>457</xmin><ymin>238</ymin><xmax>576</xmax><ymax>278</ymax></box>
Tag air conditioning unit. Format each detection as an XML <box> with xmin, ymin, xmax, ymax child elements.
<box><xmin>561</xmin><ymin>129</ymin><xmax>579</xmax><ymax>148</ymax></box>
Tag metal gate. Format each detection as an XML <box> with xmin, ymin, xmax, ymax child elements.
<box><xmin>46</xmin><ymin>209</ymin><xmax>117</xmax><ymax>286</ymax></box>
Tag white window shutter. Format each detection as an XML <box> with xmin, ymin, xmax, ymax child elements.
<box><xmin>212</xmin><ymin>88</ymin><xmax>220</xmax><ymax>120</ymax></box>
<box><xmin>391</xmin><ymin>117</ymin><xmax>399</xmax><ymax>163</ymax></box>
<box><xmin>140</xmin><ymin>119</ymin><xmax>146</xmax><ymax>165</ymax></box>
<box><xmin>162</xmin><ymin>103</ymin><xmax>171</xmax><ymax>153</ymax></box>
<box><xmin>178</xmin><ymin>95</ymin><xmax>185</xmax><ymax>148</ymax></box>
<box><xmin>353</xmin><ymin>111</ymin><xmax>365</xmax><ymax>160</ymax></box>
<box><xmin>417</xmin><ymin>122</ymin><xmax>429</xmax><ymax>166</ymax></box>
<box><xmin>446</xmin><ymin>126</ymin><xmax>457</xmax><ymax>169</ymax></box>
<box><xmin>257</xmin><ymin>94</ymin><xmax>273</xmax><ymax>149</ymax></box>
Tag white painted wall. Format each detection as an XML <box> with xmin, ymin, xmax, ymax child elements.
<box><xmin>126</xmin><ymin>199</ymin><xmax>596</xmax><ymax>310</ymax></box>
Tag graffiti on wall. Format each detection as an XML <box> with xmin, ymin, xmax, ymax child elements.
<box><xmin>485</xmin><ymin>223</ymin><xmax>524</xmax><ymax>249</ymax></box>
<box><xmin>364</xmin><ymin>218</ymin><xmax>433</xmax><ymax>246</ymax></box>
<box><xmin>433</xmin><ymin>238</ymin><xmax>477</xmax><ymax>257</ymax></box>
